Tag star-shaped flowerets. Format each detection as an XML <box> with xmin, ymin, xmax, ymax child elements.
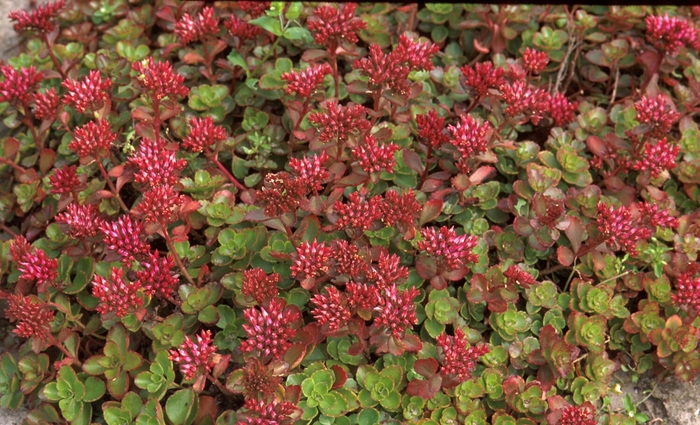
<box><xmin>0</xmin><ymin>65</ymin><xmax>44</xmax><ymax>108</ymax></box>
<box><xmin>8</xmin><ymin>0</ymin><xmax>64</xmax><ymax>33</ymax></box>
<box><xmin>9</xmin><ymin>236</ymin><xmax>58</xmax><ymax>291</ymax></box>
<box><xmin>436</xmin><ymin>328</ymin><xmax>489</xmax><ymax>383</ymax></box>
<box><xmin>645</xmin><ymin>14</ymin><xmax>700</xmax><ymax>56</ymax></box>
<box><xmin>5</xmin><ymin>294</ymin><xmax>55</xmax><ymax>342</ymax></box>
<box><xmin>671</xmin><ymin>263</ymin><xmax>700</xmax><ymax>314</ymax></box>
<box><xmin>92</xmin><ymin>267</ymin><xmax>143</xmax><ymax>318</ymax></box>
<box><xmin>131</xmin><ymin>58</ymin><xmax>189</xmax><ymax>101</ymax></box>
<box><xmin>373</xmin><ymin>284</ymin><xmax>420</xmax><ymax>338</ymax></box>
<box><xmin>417</xmin><ymin>226</ymin><xmax>479</xmax><ymax>272</ymax></box>
<box><xmin>630</xmin><ymin>138</ymin><xmax>679</xmax><ymax>178</ymax></box>
<box><xmin>239</xmin><ymin>298</ymin><xmax>300</xmax><ymax>360</ymax></box>
<box><xmin>174</xmin><ymin>6</ymin><xmax>219</xmax><ymax>45</ymax></box>
<box><xmin>281</xmin><ymin>63</ymin><xmax>332</xmax><ymax>97</ymax></box>
<box><xmin>56</xmin><ymin>203</ymin><xmax>104</xmax><ymax>238</ymax></box>
<box><xmin>68</xmin><ymin>120</ymin><xmax>116</xmax><ymax>159</ymax></box>
<box><xmin>169</xmin><ymin>330</ymin><xmax>217</xmax><ymax>380</ymax></box>
<box><xmin>307</xmin><ymin>3</ymin><xmax>366</xmax><ymax>49</ymax></box>
<box><xmin>61</xmin><ymin>70</ymin><xmax>112</xmax><ymax>114</ymax></box>
<box><xmin>310</xmin><ymin>285</ymin><xmax>352</xmax><ymax>333</ymax></box>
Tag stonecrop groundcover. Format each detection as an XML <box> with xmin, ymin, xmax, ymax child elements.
<box><xmin>1</xmin><ymin>2</ymin><xmax>700</xmax><ymax>425</ymax></box>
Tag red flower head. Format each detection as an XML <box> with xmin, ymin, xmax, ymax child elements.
<box><xmin>460</xmin><ymin>61</ymin><xmax>505</xmax><ymax>98</ymax></box>
<box><xmin>242</xmin><ymin>268</ymin><xmax>280</xmax><ymax>305</ymax></box>
<box><xmin>182</xmin><ymin>116</ymin><xmax>228</xmax><ymax>153</ymax></box>
<box><xmin>347</xmin><ymin>281</ymin><xmax>380</xmax><ymax>312</ymax></box>
<box><xmin>645</xmin><ymin>14</ymin><xmax>700</xmax><ymax>56</ymax></box>
<box><xmin>100</xmin><ymin>215</ymin><xmax>151</xmax><ymax>265</ymax></box>
<box><xmin>224</xmin><ymin>16</ymin><xmax>262</xmax><ymax>43</ymax></box>
<box><xmin>240</xmin><ymin>298</ymin><xmax>300</xmax><ymax>360</ymax></box>
<box><xmin>50</xmin><ymin>164</ymin><xmax>81</xmax><ymax>195</ymax></box>
<box><xmin>132</xmin><ymin>58</ymin><xmax>189</xmax><ymax>101</ymax></box>
<box><xmin>175</xmin><ymin>6</ymin><xmax>219</xmax><ymax>45</ymax></box>
<box><xmin>557</xmin><ymin>404</ymin><xmax>597</xmax><ymax>425</ymax></box>
<box><xmin>68</xmin><ymin>119</ymin><xmax>117</xmax><ymax>159</ymax></box>
<box><xmin>10</xmin><ymin>236</ymin><xmax>58</xmax><ymax>291</ymax></box>
<box><xmin>503</xmin><ymin>265</ymin><xmax>537</xmax><ymax>289</ymax></box>
<box><xmin>128</xmin><ymin>138</ymin><xmax>187</xmax><ymax>187</ymax></box>
<box><xmin>333</xmin><ymin>192</ymin><xmax>382</xmax><ymax>233</ymax></box>
<box><xmin>169</xmin><ymin>330</ymin><xmax>217</xmax><ymax>380</ymax></box>
<box><xmin>448</xmin><ymin>114</ymin><xmax>491</xmax><ymax>160</ymax></box>
<box><xmin>634</xmin><ymin>94</ymin><xmax>680</xmax><ymax>139</ymax></box>
<box><xmin>631</xmin><ymin>138</ymin><xmax>679</xmax><ymax>178</ymax></box>
<box><xmin>8</xmin><ymin>0</ymin><xmax>64</xmax><ymax>33</ymax></box>
<box><xmin>136</xmin><ymin>251</ymin><xmax>179</xmax><ymax>299</ymax></box>
<box><xmin>237</xmin><ymin>1</ymin><xmax>271</xmax><ymax>18</ymax></box>
<box><xmin>236</xmin><ymin>357</ymin><xmax>282</xmax><ymax>401</ymax></box>
<box><xmin>92</xmin><ymin>267</ymin><xmax>143</xmax><ymax>318</ymax></box>
<box><xmin>291</xmin><ymin>239</ymin><xmax>332</xmax><ymax>280</ymax></box>
<box><xmin>136</xmin><ymin>186</ymin><xmax>188</xmax><ymax>225</ymax></box>
<box><xmin>380</xmin><ymin>190</ymin><xmax>420</xmax><ymax>229</ymax></box>
<box><xmin>256</xmin><ymin>172</ymin><xmax>307</xmax><ymax>217</ymax></box>
<box><xmin>238</xmin><ymin>398</ymin><xmax>297</xmax><ymax>425</ymax></box>
<box><xmin>548</xmin><ymin>92</ymin><xmax>578</xmax><ymax>127</ymax></box>
<box><xmin>371</xmin><ymin>251</ymin><xmax>409</xmax><ymax>289</ymax></box>
<box><xmin>351</xmin><ymin>134</ymin><xmax>400</xmax><ymax>175</ymax></box>
<box><xmin>0</xmin><ymin>65</ymin><xmax>43</xmax><ymax>108</ymax></box>
<box><xmin>332</xmin><ymin>240</ymin><xmax>369</xmax><ymax>279</ymax></box>
<box><xmin>56</xmin><ymin>203</ymin><xmax>103</xmax><ymax>238</ymax></box>
<box><xmin>282</xmin><ymin>63</ymin><xmax>332</xmax><ymax>97</ymax></box>
<box><xmin>500</xmin><ymin>80</ymin><xmax>550</xmax><ymax>124</ymax></box>
<box><xmin>33</xmin><ymin>88</ymin><xmax>60</xmax><ymax>121</ymax></box>
<box><xmin>416</xmin><ymin>110</ymin><xmax>450</xmax><ymax>149</ymax></box>
<box><xmin>62</xmin><ymin>70</ymin><xmax>112</xmax><ymax>114</ymax></box>
<box><xmin>373</xmin><ymin>284</ymin><xmax>420</xmax><ymax>338</ymax></box>
<box><xmin>308</xmin><ymin>101</ymin><xmax>371</xmax><ymax>144</ymax></box>
<box><xmin>672</xmin><ymin>264</ymin><xmax>700</xmax><ymax>314</ymax></box>
<box><xmin>311</xmin><ymin>285</ymin><xmax>352</xmax><ymax>332</ymax></box>
<box><xmin>417</xmin><ymin>226</ymin><xmax>479</xmax><ymax>272</ymax></box>
<box><xmin>596</xmin><ymin>202</ymin><xmax>652</xmax><ymax>255</ymax></box>
<box><xmin>638</xmin><ymin>202</ymin><xmax>680</xmax><ymax>229</ymax></box>
<box><xmin>522</xmin><ymin>47</ymin><xmax>549</xmax><ymax>74</ymax></box>
<box><xmin>394</xmin><ymin>34</ymin><xmax>440</xmax><ymax>71</ymax></box>
<box><xmin>288</xmin><ymin>151</ymin><xmax>330</xmax><ymax>192</ymax></box>
<box><xmin>308</xmin><ymin>3</ymin><xmax>366</xmax><ymax>49</ymax></box>
<box><xmin>436</xmin><ymin>328</ymin><xmax>489</xmax><ymax>383</ymax></box>
<box><xmin>5</xmin><ymin>294</ymin><xmax>55</xmax><ymax>342</ymax></box>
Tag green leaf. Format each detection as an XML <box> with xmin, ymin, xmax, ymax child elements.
<box><xmin>166</xmin><ymin>388</ymin><xmax>198</xmax><ymax>425</ymax></box>
<box><xmin>83</xmin><ymin>376</ymin><xmax>106</xmax><ymax>402</ymax></box>
<box><xmin>283</xmin><ymin>27</ymin><xmax>312</xmax><ymax>41</ymax></box>
<box><xmin>227</xmin><ymin>51</ymin><xmax>249</xmax><ymax>77</ymax></box>
<box><xmin>250</xmin><ymin>16</ymin><xmax>283</xmax><ymax>36</ymax></box>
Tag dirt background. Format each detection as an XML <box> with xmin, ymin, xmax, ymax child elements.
<box><xmin>1</xmin><ymin>2</ymin><xmax>700</xmax><ymax>425</ymax></box>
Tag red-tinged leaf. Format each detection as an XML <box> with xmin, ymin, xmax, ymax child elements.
<box><xmin>183</xmin><ymin>51</ymin><xmax>205</xmax><ymax>64</ymax></box>
<box><xmin>346</xmin><ymin>80</ymin><xmax>369</xmax><ymax>94</ymax></box>
<box><xmin>116</xmin><ymin>175</ymin><xmax>132</xmax><ymax>192</ymax></box>
<box><xmin>430</xmin><ymin>275</ymin><xmax>447</xmax><ymax>290</ymax></box>
<box><xmin>406</xmin><ymin>379</ymin><xmax>423</xmax><ymax>397</ymax></box>
<box><xmin>301</xmin><ymin>49</ymin><xmax>328</xmax><ymax>62</ymax></box>
<box><xmin>160</xmin><ymin>103</ymin><xmax>182</xmax><ymax>121</ymax></box>
<box><xmin>424</xmin><ymin>374</ymin><xmax>443</xmax><ymax>399</ymax></box>
<box><xmin>474</xmin><ymin>37</ymin><xmax>490</xmax><ymax>54</ymax></box>
<box><xmin>414</xmin><ymin>358</ymin><xmax>439</xmax><ymax>378</ymax></box>
<box><xmin>387</xmin><ymin>334</ymin><xmax>406</xmax><ymax>356</ymax></box>
<box><xmin>382</xmin><ymin>90</ymin><xmax>408</xmax><ymax>107</ymax></box>
<box><xmin>211</xmin><ymin>354</ymin><xmax>230</xmax><ymax>379</ymax></box>
<box><xmin>421</xmin><ymin>179</ymin><xmax>444</xmax><ymax>193</ymax></box>
<box><xmin>336</xmin><ymin>171</ymin><xmax>368</xmax><ymax>187</ymax></box>
<box><xmin>415</xmin><ymin>254</ymin><xmax>437</xmax><ymax>280</ymax></box>
<box><xmin>283</xmin><ymin>343</ymin><xmax>306</xmax><ymax>370</ymax></box>
<box><xmin>300</xmin><ymin>278</ymin><xmax>316</xmax><ymax>291</ymax></box>
<box><xmin>134</xmin><ymin>122</ymin><xmax>156</xmax><ymax>140</ymax></box>
<box><xmin>181</xmin><ymin>201</ymin><xmax>201</xmax><ymax>215</ymax></box>
<box><xmin>195</xmin><ymin>396</ymin><xmax>217</xmax><ymax>425</ymax></box>
<box><xmin>420</xmin><ymin>199</ymin><xmax>443</xmax><ymax>226</ymax></box>
<box><xmin>557</xmin><ymin>245</ymin><xmax>574</xmax><ymax>266</ymax></box>
<box><xmin>563</xmin><ymin>216</ymin><xmax>585</xmax><ymax>253</ymax></box>
<box><xmin>403</xmin><ymin>334</ymin><xmax>422</xmax><ymax>352</ymax></box>
<box><xmin>292</xmin><ymin>130</ymin><xmax>308</xmax><ymax>141</ymax></box>
<box><xmin>442</xmin><ymin>267</ymin><xmax>468</xmax><ymax>282</ymax></box>
<box><xmin>469</xmin><ymin>166</ymin><xmax>496</xmax><ymax>185</ymax></box>
<box><xmin>108</xmin><ymin>164</ymin><xmax>124</xmax><ymax>178</ymax></box>
<box><xmin>132</xmin><ymin>106</ymin><xmax>153</xmax><ymax>122</ymax></box>
<box><xmin>373</xmin><ymin>127</ymin><xmax>393</xmax><ymax>141</ymax></box>
<box><xmin>96</xmin><ymin>190</ymin><xmax>114</xmax><ymax>199</ymax></box>
<box><xmin>330</xmin><ymin>365</ymin><xmax>347</xmax><ymax>389</ymax></box>
<box><xmin>348</xmin><ymin>341</ymin><xmax>364</xmax><ymax>356</ymax></box>
<box><xmin>244</xmin><ymin>208</ymin><xmax>269</xmax><ymax>221</ymax></box>
<box><xmin>3</xmin><ymin>137</ymin><xmax>20</xmax><ymax>159</ymax></box>
<box><xmin>586</xmin><ymin>136</ymin><xmax>607</xmax><ymax>157</ymax></box>
<box><xmin>402</xmin><ymin>150</ymin><xmax>423</xmax><ymax>174</ymax></box>
<box><xmin>39</xmin><ymin>148</ymin><xmax>56</xmax><ymax>175</ymax></box>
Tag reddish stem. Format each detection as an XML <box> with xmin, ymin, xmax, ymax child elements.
<box><xmin>207</xmin><ymin>150</ymin><xmax>246</xmax><ymax>191</ymax></box>
<box><xmin>40</xmin><ymin>33</ymin><xmax>66</xmax><ymax>79</ymax></box>
<box><xmin>288</xmin><ymin>99</ymin><xmax>311</xmax><ymax>157</ymax></box>
<box><xmin>48</xmin><ymin>334</ymin><xmax>82</xmax><ymax>366</ymax></box>
<box><xmin>0</xmin><ymin>222</ymin><xmax>18</xmax><ymax>237</ymax></box>
<box><xmin>419</xmin><ymin>145</ymin><xmax>434</xmax><ymax>189</ymax></box>
<box><xmin>0</xmin><ymin>157</ymin><xmax>27</xmax><ymax>174</ymax></box>
<box><xmin>163</xmin><ymin>230</ymin><xmax>197</xmax><ymax>286</ymax></box>
<box><xmin>96</xmin><ymin>161</ymin><xmax>129</xmax><ymax>213</ymax></box>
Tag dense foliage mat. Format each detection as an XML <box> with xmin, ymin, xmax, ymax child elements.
<box><xmin>1</xmin><ymin>2</ymin><xmax>700</xmax><ymax>425</ymax></box>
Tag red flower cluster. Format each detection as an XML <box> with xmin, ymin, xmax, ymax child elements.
<box><xmin>281</xmin><ymin>63</ymin><xmax>332</xmax><ymax>97</ymax></box>
<box><xmin>5</xmin><ymin>294</ymin><xmax>55</xmax><ymax>342</ymax></box>
<box><xmin>237</xmin><ymin>358</ymin><xmax>281</xmax><ymax>401</ymax></box>
<box><xmin>548</xmin><ymin>92</ymin><xmax>578</xmax><ymax>127</ymax></box>
<box><xmin>353</xmin><ymin>35</ymin><xmax>439</xmax><ymax>94</ymax></box>
<box><xmin>10</xmin><ymin>236</ymin><xmax>58</xmax><ymax>291</ymax></box>
<box><xmin>50</xmin><ymin>165</ymin><xmax>81</xmax><ymax>194</ymax></box>
<box><xmin>33</xmin><ymin>88</ymin><xmax>60</xmax><ymax>121</ymax></box>
<box><xmin>237</xmin><ymin>1</ymin><xmax>271</xmax><ymax>18</ymax></box>
<box><xmin>182</xmin><ymin>116</ymin><xmax>228</xmax><ymax>153</ymax></box>
<box><xmin>256</xmin><ymin>172</ymin><xmax>307</xmax><ymax>217</ymax></box>
<box><xmin>645</xmin><ymin>14</ymin><xmax>700</xmax><ymax>56</ymax></box>
<box><xmin>308</xmin><ymin>3</ymin><xmax>366</xmax><ymax>49</ymax></box>
<box><xmin>242</xmin><ymin>268</ymin><xmax>280</xmax><ymax>305</ymax></box>
<box><xmin>522</xmin><ymin>47</ymin><xmax>549</xmax><ymax>74</ymax></box>
<box><xmin>8</xmin><ymin>0</ymin><xmax>64</xmax><ymax>33</ymax></box>
<box><xmin>62</xmin><ymin>70</ymin><xmax>112</xmax><ymax>114</ymax></box>
<box><xmin>240</xmin><ymin>298</ymin><xmax>300</xmax><ymax>360</ymax></box>
<box><xmin>288</xmin><ymin>152</ymin><xmax>330</xmax><ymax>192</ymax></box>
<box><xmin>132</xmin><ymin>58</ymin><xmax>189</xmax><ymax>101</ymax></box>
<box><xmin>290</xmin><ymin>239</ymin><xmax>332</xmax><ymax>280</ymax></box>
<box><xmin>417</xmin><ymin>226</ymin><xmax>479</xmax><ymax>272</ymax></box>
<box><xmin>500</xmin><ymin>80</ymin><xmax>550</xmax><ymax>124</ymax></box>
<box><xmin>332</xmin><ymin>240</ymin><xmax>369</xmax><ymax>279</ymax></box>
<box><xmin>92</xmin><ymin>267</ymin><xmax>143</xmax><ymax>318</ymax></box>
<box><xmin>333</xmin><ymin>192</ymin><xmax>381</xmax><ymax>232</ymax></box>
<box><xmin>136</xmin><ymin>251</ymin><xmax>179</xmax><ymax>299</ymax></box>
<box><xmin>631</xmin><ymin>138</ymin><xmax>679</xmax><ymax>178</ymax></box>
<box><xmin>634</xmin><ymin>94</ymin><xmax>680</xmax><ymax>139</ymax></box>
<box><xmin>169</xmin><ymin>330</ymin><xmax>218</xmax><ymax>380</ymax></box>
<box><xmin>100</xmin><ymin>215</ymin><xmax>150</xmax><ymax>264</ymax></box>
<box><xmin>347</xmin><ymin>282</ymin><xmax>380</xmax><ymax>312</ymax></box>
<box><xmin>379</xmin><ymin>190</ymin><xmax>421</xmax><ymax>229</ymax></box>
<box><xmin>310</xmin><ymin>285</ymin><xmax>352</xmax><ymax>332</ymax></box>
<box><xmin>672</xmin><ymin>264</ymin><xmax>700</xmax><ymax>314</ymax></box>
<box><xmin>0</xmin><ymin>65</ymin><xmax>44</xmax><ymax>108</ymax></box>
<box><xmin>416</xmin><ymin>110</ymin><xmax>450</xmax><ymax>149</ymax></box>
<box><xmin>351</xmin><ymin>134</ymin><xmax>400</xmax><ymax>174</ymax></box>
<box><xmin>504</xmin><ymin>265</ymin><xmax>537</xmax><ymax>289</ymax></box>
<box><xmin>638</xmin><ymin>202</ymin><xmax>680</xmax><ymax>229</ymax></box>
<box><xmin>175</xmin><ymin>6</ymin><xmax>219</xmax><ymax>45</ymax></box>
<box><xmin>557</xmin><ymin>404</ymin><xmax>597</xmax><ymax>425</ymax></box>
<box><xmin>238</xmin><ymin>398</ymin><xmax>297</xmax><ymax>425</ymax></box>
<box><xmin>55</xmin><ymin>203</ymin><xmax>103</xmax><ymax>238</ymax></box>
<box><xmin>436</xmin><ymin>328</ymin><xmax>489</xmax><ymax>382</ymax></box>
<box><xmin>373</xmin><ymin>284</ymin><xmax>420</xmax><ymax>338</ymax></box>
<box><xmin>448</xmin><ymin>114</ymin><xmax>492</xmax><ymax>161</ymax></box>
<box><xmin>224</xmin><ymin>16</ymin><xmax>262</xmax><ymax>43</ymax></box>
<box><xmin>371</xmin><ymin>251</ymin><xmax>409</xmax><ymax>289</ymax></box>
<box><xmin>308</xmin><ymin>101</ymin><xmax>371</xmax><ymax>143</ymax></box>
<box><xmin>596</xmin><ymin>202</ymin><xmax>652</xmax><ymax>255</ymax></box>
<box><xmin>136</xmin><ymin>185</ymin><xmax>188</xmax><ymax>225</ymax></box>
<box><xmin>460</xmin><ymin>61</ymin><xmax>505</xmax><ymax>98</ymax></box>
<box><xmin>69</xmin><ymin>119</ymin><xmax>117</xmax><ymax>159</ymax></box>
<box><xmin>128</xmin><ymin>138</ymin><xmax>187</xmax><ymax>187</ymax></box>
